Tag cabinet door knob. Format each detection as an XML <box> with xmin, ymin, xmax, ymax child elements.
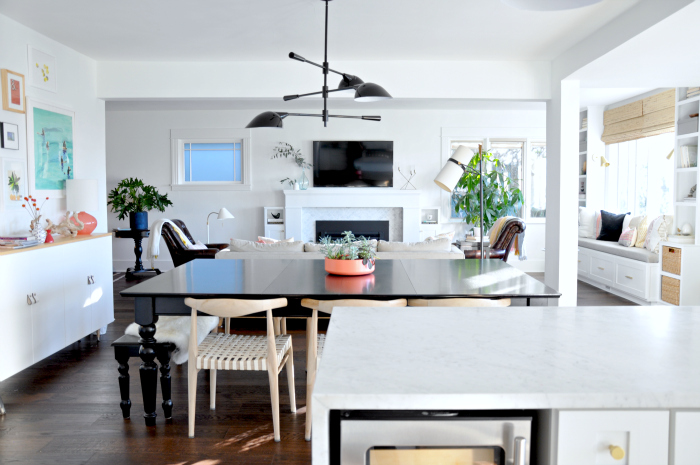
<box><xmin>88</xmin><ymin>276</ymin><xmax>91</xmax><ymax>285</ymax></box>
<box><xmin>31</xmin><ymin>293</ymin><xmax>37</xmax><ymax>304</ymax></box>
<box><xmin>27</xmin><ymin>295</ymin><xmax>32</xmax><ymax>305</ymax></box>
<box><xmin>91</xmin><ymin>275</ymin><xmax>95</xmax><ymax>284</ymax></box>
<box><xmin>609</xmin><ymin>445</ymin><xmax>625</xmax><ymax>460</ymax></box>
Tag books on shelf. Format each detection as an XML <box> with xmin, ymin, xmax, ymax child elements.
<box><xmin>0</xmin><ymin>235</ymin><xmax>36</xmax><ymax>241</ymax></box>
<box><xmin>0</xmin><ymin>239</ymin><xmax>40</xmax><ymax>249</ymax></box>
<box><xmin>680</xmin><ymin>145</ymin><xmax>698</xmax><ymax>168</ymax></box>
<box><xmin>581</xmin><ymin>117</ymin><xmax>588</xmax><ymax>130</ymax></box>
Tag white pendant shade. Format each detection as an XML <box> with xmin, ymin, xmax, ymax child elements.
<box><xmin>434</xmin><ymin>145</ymin><xmax>474</xmax><ymax>193</ymax></box>
<box><xmin>217</xmin><ymin>207</ymin><xmax>234</xmax><ymax>220</ymax></box>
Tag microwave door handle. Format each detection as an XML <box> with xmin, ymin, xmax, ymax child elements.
<box><xmin>514</xmin><ymin>437</ymin><xmax>527</xmax><ymax>465</ymax></box>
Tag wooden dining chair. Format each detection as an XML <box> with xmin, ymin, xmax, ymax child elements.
<box><xmin>184</xmin><ymin>297</ymin><xmax>295</xmax><ymax>441</ymax></box>
<box><xmin>300</xmin><ymin>298</ymin><xmax>408</xmax><ymax>441</ymax></box>
<box><xmin>407</xmin><ymin>298</ymin><xmax>511</xmax><ymax>307</ymax></box>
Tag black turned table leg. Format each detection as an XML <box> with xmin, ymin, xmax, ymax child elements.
<box><xmin>115</xmin><ymin>350</ymin><xmax>132</xmax><ymax>419</ymax></box>
<box><xmin>133</xmin><ymin>237</ymin><xmax>145</xmax><ymax>272</ymax></box>
<box><xmin>139</xmin><ymin>318</ymin><xmax>159</xmax><ymax>426</ymax></box>
<box><xmin>156</xmin><ymin>345</ymin><xmax>174</xmax><ymax>419</ymax></box>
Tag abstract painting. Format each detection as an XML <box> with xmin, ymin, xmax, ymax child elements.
<box><xmin>2</xmin><ymin>158</ymin><xmax>27</xmax><ymax>210</ymax></box>
<box><xmin>26</xmin><ymin>99</ymin><xmax>74</xmax><ymax>198</ymax></box>
<box><xmin>1</xmin><ymin>69</ymin><xmax>25</xmax><ymax>113</ymax></box>
<box><xmin>28</xmin><ymin>46</ymin><xmax>57</xmax><ymax>93</ymax></box>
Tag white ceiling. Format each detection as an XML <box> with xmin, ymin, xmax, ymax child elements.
<box><xmin>0</xmin><ymin>0</ymin><xmax>639</xmax><ymax>62</ymax></box>
<box><xmin>105</xmin><ymin>98</ymin><xmax>546</xmax><ymax>112</ymax></box>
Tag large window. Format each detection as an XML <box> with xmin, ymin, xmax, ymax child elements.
<box><xmin>448</xmin><ymin>138</ymin><xmax>545</xmax><ymax>221</ymax></box>
<box><xmin>171</xmin><ymin>129</ymin><xmax>251</xmax><ymax>191</ymax></box>
<box><xmin>604</xmin><ymin>132</ymin><xmax>674</xmax><ymax>216</ymax></box>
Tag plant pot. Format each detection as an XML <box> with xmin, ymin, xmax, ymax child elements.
<box><xmin>129</xmin><ymin>211</ymin><xmax>148</xmax><ymax>230</ymax></box>
<box><xmin>324</xmin><ymin>257</ymin><xmax>375</xmax><ymax>276</ymax></box>
<box><xmin>325</xmin><ymin>273</ymin><xmax>376</xmax><ymax>293</ymax></box>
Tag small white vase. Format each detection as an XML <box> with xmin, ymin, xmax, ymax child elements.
<box><xmin>32</xmin><ymin>224</ymin><xmax>47</xmax><ymax>244</ymax></box>
<box><xmin>293</xmin><ymin>180</ymin><xmax>300</xmax><ymax>190</ymax></box>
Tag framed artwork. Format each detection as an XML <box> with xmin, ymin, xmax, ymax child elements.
<box><xmin>2</xmin><ymin>158</ymin><xmax>28</xmax><ymax>210</ymax></box>
<box><xmin>1</xmin><ymin>122</ymin><xmax>20</xmax><ymax>150</ymax></box>
<box><xmin>26</xmin><ymin>98</ymin><xmax>74</xmax><ymax>198</ymax></box>
<box><xmin>1</xmin><ymin>69</ymin><xmax>26</xmax><ymax>113</ymax></box>
<box><xmin>27</xmin><ymin>46</ymin><xmax>57</xmax><ymax>93</ymax></box>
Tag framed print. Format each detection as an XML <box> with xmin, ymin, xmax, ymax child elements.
<box><xmin>1</xmin><ymin>123</ymin><xmax>20</xmax><ymax>150</ymax></box>
<box><xmin>1</xmin><ymin>69</ymin><xmax>26</xmax><ymax>113</ymax></box>
<box><xmin>27</xmin><ymin>46</ymin><xmax>57</xmax><ymax>93</ymax></box>
<box><xmin>26</xmin><ymin>98</ymin><xmax>74</xmax><ymax>198</ymax></box>
<box><xmin>2</xmin><ymin>158</ymin><xmax>28</xmax><ymax>210</ymax></box>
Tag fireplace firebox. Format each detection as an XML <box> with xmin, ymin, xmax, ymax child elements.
<box><xmin>315</xmin><ymin>220</ymin><xmax>389</xmax><ymax>242</ymax></box>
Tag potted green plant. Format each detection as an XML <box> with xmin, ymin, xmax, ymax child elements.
<box><xmin>107</xmin><ymin>177</ymin><xmax>173</xmax><ymax>230</ymax></box>
<box><xmin>319</xmin><ymin>231</ymin><xmax>377</xmax><ymax>275</ymax></box>
<box><xmin>452</xmin><ymin>150</ymin><xmax>523</xmax><ymax>233</ymax></box>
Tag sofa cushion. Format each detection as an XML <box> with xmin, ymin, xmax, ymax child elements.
<box><xmin>597</xmin><ymin>210</ymin><xmax>629</xmax><ymax>242</ymax></box>
<box><xmin>258</xmin><ymin>236</ymin><xmax>294</xmax><ymax>244</ymax></box>
<box><xmin>378</xmin><ymin>238</ymin><xmax>452</xmax><ymax>252</ymax></box>
<box><xmin>578</xmin><ymin>207</ymin><xmax>597</xmax><ymax>238</ymax></box>
<box><xmin>578</xmin><ymin>237</ymin><xmax>659</xmax><ymax>263</ymax></box>
<box><xmin>229</xmin><ymin>238</ymin><xmax>305</xmax><ymax>253</ymax></box>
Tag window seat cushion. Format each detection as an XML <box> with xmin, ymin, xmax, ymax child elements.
<box><xmin>578</xmin><ymin>237</ymin><xmax>658</xmax><ymax>263</ymax></box>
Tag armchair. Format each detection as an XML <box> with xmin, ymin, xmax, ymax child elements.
<box><xmin>464</xmin><ymin>217</ymin><xmax>526</xmax><ymax>261</ymax></box>
<box><xmin>161</xmin><ymin>219</ymin><xmax>229</xmax><ymax>268</ymax></box>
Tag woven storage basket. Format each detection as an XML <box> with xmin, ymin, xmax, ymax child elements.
<box><xmin>662</xmin><ymin>246</ymin><xmax>682</xmax><ymax>275</ymax></box>
<box><xmin>661</xmin><ymin>275</ymin><xmax>680</xmax><ymax>306</ymax></box>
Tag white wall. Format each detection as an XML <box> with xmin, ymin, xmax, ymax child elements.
<box><xmin>0</xmin><ymin>14</ymin><xmax>106</xmax><ymax>236</ymax></box>
<box><xmin>106</xmin><ymin>106</ymin><xmax>546</xmax><ymax>272</ymax></box>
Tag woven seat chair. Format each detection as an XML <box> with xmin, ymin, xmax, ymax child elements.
<box><xmin>300</xmin><ymin>298</ymin><xmax>408</xmax><ymax>441</ymax></box>
<box><xmin>408</xmin><ymin>298</ymin><xmax>511</xmax><ymax>307</ymax></box>
<box><xmin>184</xmin><ymin>297</ymin><xmax>295</xmax><ymax>441</ymax></box>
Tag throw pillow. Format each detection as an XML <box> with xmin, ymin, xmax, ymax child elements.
<box><xmin>258</xmin><ymin>236</ymin><xmax>294</xmax><ymax>244</ymax></box>
<box><xmin>578</xmin><ymin>207</ymin><xmax>597</xmax><ymax>238</ymax></box>
<box><xmin>424</xmin><ymin>231</ymin><xmax>455</xmax><ymax>242</ymax></box>
<box><xmin>378</xmin><ymin>238</ymin><xmax>452</xmax><ymax>252</ymax></box>
<box><xmin>634</xmin><ymin>216</ymin><xmax>649</xmax><ymax>248</ymax></box>
<box><xmin>595</xmin><ymin>210</ymin><xmax>603</xmax><ymax>238</ymax></box>
<box><xmin>643</xmin><ymin>215</ymin><xmax>674</xmax><ymax>253</ymax></box>
<box><xmin>618</xmin><ymin>227</ymin><xmax>638</xmax><ymax>247</ymax></box>
<box><xmin>229</xmin><ymin>238</ymin><xmax>305</xmax><ymax>253</ymax></box>
<box><xmin>597</xmin><ymin>210</ymin><xmax>630</xmax><ymax>242</ymax></box>
<box><xmin>621</xmin><ymin>214</ymin><xmax>632</xmax><ymax>232</ymax></box>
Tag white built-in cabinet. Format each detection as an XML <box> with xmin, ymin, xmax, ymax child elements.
<box><xmin>0</xmin><ymin>234</ymin><xmax>114</xmax><ymax>382</ymax></box>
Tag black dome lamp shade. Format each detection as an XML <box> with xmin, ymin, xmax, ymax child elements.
<box><xmin>246</xmin><ymin>0</ymin><xmax>391</xmax><ymax>129</ymax></box>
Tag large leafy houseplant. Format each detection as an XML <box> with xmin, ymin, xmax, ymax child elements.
<box><xmin>452</xmin><ymin>150</ymin><xmax>523</xmax><ymax>232</ymax></box>
<box><xmin>107</xmin><ymin>178</ymin><xmax>173</xmax><ymax>228</ymax></box>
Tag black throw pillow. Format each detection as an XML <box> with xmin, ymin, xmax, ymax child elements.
<box><xmin>597</xmin><ymin>210</ymin><xmax>629</xmax><ymax>242</ymax></box>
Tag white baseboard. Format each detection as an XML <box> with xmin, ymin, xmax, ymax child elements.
<box><xmin>113</xmin><ymin>260</ymin><xmax>174</xmax><ymax>273</ymax></box>
<box><xmin>577</xmin><ymin>274</ymin><xmax>657</xmax><ymax>306</ymax></box>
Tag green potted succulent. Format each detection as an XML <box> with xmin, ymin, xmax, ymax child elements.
<box><xmin>319</xmin><ymin>231</ymin><xmax>377</xmax><ymax>275</ymax></box>
<box><xmin>452</xmin><ymin>149</ymin><xmax>523</xmax><ymax>233</ymax></box>
<box><xmin>107</xmin><ymin>177</ymin><xmax>173</xmax><ymax>230</ymax></box>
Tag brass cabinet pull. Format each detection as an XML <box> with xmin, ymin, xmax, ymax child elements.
<box><xmin>625</xmin><ymin>275</ymin><xmax>633</xmax><ymax>280</ymax></box>
<box><xmin>598</xmin><ymin>266</ymin><xmax>604</xmax><ymax>270</ymax></box>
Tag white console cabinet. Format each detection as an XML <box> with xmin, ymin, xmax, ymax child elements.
<box><xmin>0</xmin><ymin>234</ymin><xmax>114</xmax><ymax>382</ymax></box>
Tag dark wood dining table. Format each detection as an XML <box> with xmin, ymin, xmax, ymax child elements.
<box><xmin>121</xmin><ymin>258</ymin><xmax>560</xmax><ymax>425</ymax></box>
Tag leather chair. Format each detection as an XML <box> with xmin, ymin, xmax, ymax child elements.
<box><xmin>464</xmin><ymin>217</ymin><xmax>526</xmax><ymax>261</ymax></box>
<box><xmin>161</xmin><ymin>219</ymin><xmax>229</xmax><ymax>268</ymax></box>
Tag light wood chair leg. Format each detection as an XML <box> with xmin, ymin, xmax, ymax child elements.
<box><xmin>225</xmin><ymin>318</ymin><xmax>230</xmax><ymax>335</ymax></box>
<box><xmin>188</xmin><ymin>363</ymin><xmax>198</xmax><ymax>438</ymax></box>
<box><xmin>95</xmin><ymin>329</ymin><xmax>100</xmax><ymax>341</ymax></box>
<box><xmin>210</xmin><ymin>369</ymin><xmax>217</xmax><ymax>410</ymax></box>
<box><xmin>281</xmin><ymin>317</ymin><xmax>287</xmax><ymax>335</ymax></box>
<box><xmin>305</xmin><ymin>310</ymin><xmax>318</xmax><ymax>441</ymax></box>
<box><xmin>273</xmin><ymin>317</ymin><xmax>281</xmax><ymax>336</ymax></box>
<box><xmin>286</xmin><ymin>345</ymin><xmax>296</xmax><ymax>413</ymax></box>
<box><xmin>268</xmin><ymin>368</ymin><xmax>281</xmax><ymax>442</ymax></box>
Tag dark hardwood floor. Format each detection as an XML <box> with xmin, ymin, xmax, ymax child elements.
<box><xmin>0</xmin><ymin>271</ymin><xmax>635</xmax><ymax>465</ymax></box>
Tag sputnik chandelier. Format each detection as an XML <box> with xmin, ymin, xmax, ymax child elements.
<box><xmin>246</xmin><ymin>0</ymin><xmax>392</xmax><ymax>129</ymax></box>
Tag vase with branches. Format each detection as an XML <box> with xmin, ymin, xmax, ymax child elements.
<box><xmin>452</xmin><ymin>149</ymin><xmax>523</xmax><ymax>233</ymax></box>
<box><xmin>272</xmin><ymin>142</ymin><xmax>312</xmax><ymax>189</ymax></box>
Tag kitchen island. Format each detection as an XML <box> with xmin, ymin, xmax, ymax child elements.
<box><xmin>312</xmin><ymin>306</ymin><xmax>700</xmax><ymax>465</ymax></box>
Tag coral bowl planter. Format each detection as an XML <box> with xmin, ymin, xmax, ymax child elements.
<box><xmin>324</xmin><ymin>258</ymin><xmax>375</xmax><ymax>276</ymax></box>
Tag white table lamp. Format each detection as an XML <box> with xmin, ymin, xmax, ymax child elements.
<box><xmin>207</xmin><ymin>207</ymin><xmax>234</xmax><ymax>243</ymax></box>
<box><xmin>66</xmin><ymin>179</ymin><xmax>99</xmax><ymax>235</ymax></box>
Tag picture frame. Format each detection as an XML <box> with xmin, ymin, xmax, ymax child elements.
<box><xmin>27</xmin><ymin>46</ymin><xmax>57</xmax><ymax>93</ymax></box>
<box><xmin>26</xmin><ymin>98</ymin><xmax>75</xmax><ymax>199</ymax></box>
<box><xmin>2</xmin><ymin>158</ymin><xmax>28</xmax><ymax>210</ymax></box>
<box><xmin>1</xmin><ymin>122</ymin><xmax>20</xmax><ymax>150</ymax></box>
<box><xmin>1</xmin><ymin>69</ymin><xmax>26</xmax><ymax>113</ymax></box>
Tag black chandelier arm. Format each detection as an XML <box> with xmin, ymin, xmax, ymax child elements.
<box><xmin>288</xmin><ymin>53</ymin><xmax>355</xmax><ymax>80</ymax></box>
<box><xmin>328</xmin><ymin>114</ymin><xmax>381</xmax><ymax>121</ymax></box>
<box><xmin>283</xmin><ymin>86</ymin><xmax>358</xmax><ymax>101</ymax></box>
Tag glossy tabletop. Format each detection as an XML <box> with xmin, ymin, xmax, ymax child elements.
<box><xmin>121</xmin><ymin>258</ymin><xmax>560</xmax><ymax>300</ymax></box>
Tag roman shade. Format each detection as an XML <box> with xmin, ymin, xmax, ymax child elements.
<box><xmin>601</xmin><ymin>89</ymin><xmax>676</xmax><ymax>144</ymax></box>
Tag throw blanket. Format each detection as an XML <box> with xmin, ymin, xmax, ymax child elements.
<box><xmin>125</xmin><ymin>316</ymin><xmax>219</xmax><ymax>365</ymax></box>
<box><xmin>488</xmin><ymin>216</ymin><xmax>527</xmax><ymax>261</ymax></box>
<box><xmin>147</xmin><ymin>219</ymin><xmax>194</xmax><ymax>269</ymax></box>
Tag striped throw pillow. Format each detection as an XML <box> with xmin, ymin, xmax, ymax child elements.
<box><xmin>618</xmin><ymin>227</ymin><xmax>637</xmax><ymax>247</ymax></box>
<box><xmin>595</xmin><ymin>210</ymin><xmax>602</xmax><ymax>238</ymax></box>
<box><xmin>634</xmin><ymin>216</ymin><xmax>649</xmax><ymax>248</ymax></box>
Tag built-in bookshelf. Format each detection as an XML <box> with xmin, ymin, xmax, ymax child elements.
<box><xmin>674</xmin><ymin>87</ymin><xmax>700</xmax><ymax>245</ymax></box>
<box><xmin>579</xmin><ymin>109</ymin><xmax>588</xmax><ymax>206</ymax></box>
<box><xmin>578</xmin><ymin>107</ymin><xmax>605</xmax><ymax>209</ymax></box>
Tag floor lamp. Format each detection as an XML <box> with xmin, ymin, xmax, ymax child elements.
<box><xmin>434</xmin><ymin>144</ymin><xmax>485</xmax><ymax>260</ymax></box>
<box><xmin>207</xmin><ymin>208</ymin><xmax>235</xmax><ymax>243</ymax></box>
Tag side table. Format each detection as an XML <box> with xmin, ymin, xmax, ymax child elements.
<box><xmin>114</xmin><ymin>229</ymin><xmax>161</xmax><ymax>280</ymax></box>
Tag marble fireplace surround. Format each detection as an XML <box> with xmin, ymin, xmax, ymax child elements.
<box><xmin>284</xmin><ymin>189</ymin><xmax>421</xmax><ymax>243</ymax></box>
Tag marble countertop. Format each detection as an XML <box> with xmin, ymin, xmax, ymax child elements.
<box><xmin>313</xmin><ymin>306</ymin><xmax>700</xmax><ymax>410</ymax></box>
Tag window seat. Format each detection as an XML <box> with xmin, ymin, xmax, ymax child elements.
<box><xmin>577</xmin><ymin>238</ymin><xmax>659</xmax><ymax>263</ymax></box>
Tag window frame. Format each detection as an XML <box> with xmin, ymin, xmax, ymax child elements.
<box><xmin>441</xmin><ymin>127</ymin><xmax>546</xmax><ymax>225</ymax></box>
<box><xmin>170</xmin><ymin>128</ymin><xmax>252</xmax><ymax>191</ymax></box>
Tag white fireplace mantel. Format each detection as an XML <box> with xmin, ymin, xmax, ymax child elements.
<box><xmin>284</xmin><ymin>189</ymin><xmax>421</xmax><ymax>242</ymax></box>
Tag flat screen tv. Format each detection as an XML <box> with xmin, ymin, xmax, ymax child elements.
<box><xmin>313</xmin><ymin>141</ymin><xmax>393</xmax><ymax>187</ymax></box>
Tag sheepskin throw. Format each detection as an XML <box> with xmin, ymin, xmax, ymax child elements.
<box><xmin>125</xmin><ymin>316</ymin><xmax>219</xmax><ymax>365</ymax></box>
